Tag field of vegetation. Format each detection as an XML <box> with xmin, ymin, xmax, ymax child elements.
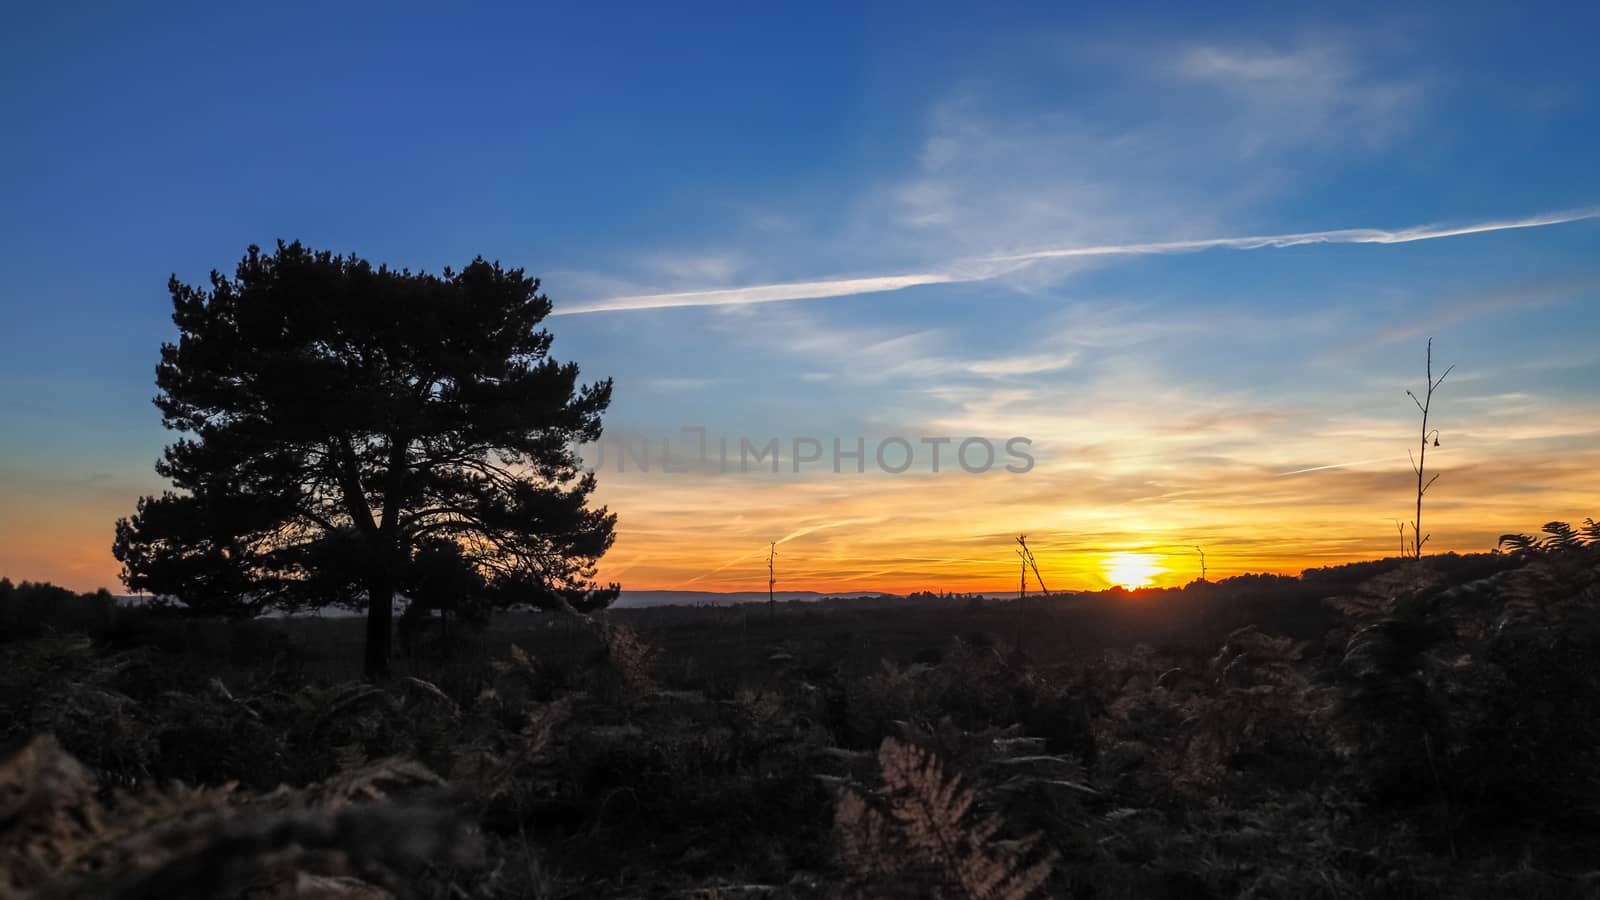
<box><xmin>3</xmin><ymin>529</ymin><xmax>1600</xmax><ymax>898</ymax></box>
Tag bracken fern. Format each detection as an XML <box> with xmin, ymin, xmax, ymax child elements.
<box><xmin>834</xmin><ymin>737</ymin><xmax>1056</xmax><ymax>900</ymax></box>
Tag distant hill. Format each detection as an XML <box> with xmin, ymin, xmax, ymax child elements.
<box><xmin>117</xmin><ymin>589</ymin><xmax>894</xmax><ymax>613</ymax></box>
<box><xmin>612</xmin><ymin>589</ymin><xmax>886</xmax><ymax>608</ymax></box>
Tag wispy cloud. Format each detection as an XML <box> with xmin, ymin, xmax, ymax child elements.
<box><xmin>553</xmin><ymin>209</ymin><xmax>1598</xmax><ymax>315</ymax></box>
<box><xmin>643</xmin><ymin>377</ymin><xmax>716</xmax><ymax>393</ymax></box>
<box><xmin>554</xmin><ymin>34</ymin><xmax>1470</xmax><ymax>320</ymax></box>
<box><xmin>1166</xmin><ymin>41</ymin><xmax>1425</xmax><ymax>154</ymax></box>
<box><xmin>642</xmin><ymin>253</ymin><xmax>746</xmax><ymax>284</ymax></box>
<box><xmin>1358</xmin><ymin>274</ymin><xmax>1600</xmax><ymax>346</ymax></box>
<box><xmin>964</xmin><ymin>352</ymin><xmax>1078</xmax><ymax>377</ymax></box>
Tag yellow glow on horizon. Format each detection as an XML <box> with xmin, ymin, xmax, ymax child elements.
<box><xmin>1102</xmin><ymin>552</ymin><xmax>1163</xmax><ymax>588</ymax></box>
<box><xmin>13</xmin><ymin>394</ymin><xmax>1600</xmax><ymax>596</ymax></box>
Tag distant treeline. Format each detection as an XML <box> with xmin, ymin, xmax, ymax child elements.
<box><xmin>0</xmin><ymin>550</ymin><xmax>1521</xmax><ymax>648</ymax></box>
<box><xmin>0</xmin><ymin>578</ymin><xmax>121</xmax><ymax>640</ymax></box>
<box><xmin>814</xmin><ymin>551</ymin><xmax>1520</xmax><ymax>608</ymax></box>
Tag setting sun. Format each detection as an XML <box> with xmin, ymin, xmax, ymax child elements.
<box><xmin>1102</xmin><ymin>552</ymin><xmax>1164</xmax><ymax>589</ymax></box>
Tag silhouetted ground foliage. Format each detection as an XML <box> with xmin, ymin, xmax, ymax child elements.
<box><xmin>3</xmin><ymin>545</ymin><xmax>1599</xmax><ymax>897</ymax></box>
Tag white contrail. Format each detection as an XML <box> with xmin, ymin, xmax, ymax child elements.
<box><xmin>985</xmin><ymin>208</ymin><xmax>1600</xmax><ymax>263</ymax></box>
<box><xmin>551</xmin><ymin>208</ymin><xmax>1598</xmax><ymax>316</ymax></box>
<box><xmin>683</xmin><ymin>517</ymin><xmax>881</xmax><ymax>584</ymax></box>
<box><xmin>1277</xmin><ymin>455</ymin><xmax>1410</xmax><ymax>477</ymax></box>
<box><xmin>775</xmin><ymin>517</ymin><xmax>882</xmax><ymax>546</ymax></box>
<box><xmin>554</xmin><ymin>273</ymin><xmax>953</xmax><ymax>315</ymax></box>
<box><xmin>680</xmin><ymin>546</ymin><xmax>768</xmax><ymax>586</ymax></box>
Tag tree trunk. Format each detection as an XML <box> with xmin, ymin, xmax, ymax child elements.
<box><xmin>365</xmin><ymin>579</ymin><xmax>394</xmax><ymax>679</ymax></box>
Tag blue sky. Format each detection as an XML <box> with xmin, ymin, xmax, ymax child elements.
<box><xmin>3</xmin><ymin>3</ymin><xmax>1599</xmax><ymax>591</ymax></box>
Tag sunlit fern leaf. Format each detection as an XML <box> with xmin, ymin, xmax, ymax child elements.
<box><xmin>33</xmin><ymin>798</ymin><xmax>464</xmax><ymax>900</ymax></box>
<box><xmin>1</xmin><ymin>734</ymin><xmax>104</xmax><ymax>889</ymax></box>
<box><xmin>956</xmin><ymin>837</ymin><xmax>1054</xmax><ymax>900</ymax></box>
<box><xmin>1</xmin><ymin>735</ymin><xmax>236</xmax><ymax>893</ymax></box>
<box><xmin>874</xmin><ymin>737</ymin><xmax>1057</xmax><ymax>900</ymax></box>
<box><xmin>2</xmin><ymin>736</ymin><xmax>471</xmax><ymax>900</ymax></box>
<box><xmin>1330</xmin><ymin>565</ymin><xmax>1446</xmax><ymax>624</ymax></box>
<box><xmin>287</xmin><ymin>872</ymin><xmax>393</xmax><ymax>899</ymax></box>
<box><xmin>398</xmin><ymin>677</ymin><xmax>460</xmax><ymax>720</ymax></box>
<box><xmin>1230</xmin><ymin>629</ymin><xmax>1307</xmax><ymax>664</ymax></box>
<box><xmin>834</xmin><ymin>786</ymin><xmax>898</xmax><ymax>880</ymax></box>
<box><xmin>1326</xmin><ymin>592</ymin><xmax>1394</xmax><ymax>621</ymax></box>
<box><xmin>302</xmin><ymin>758</ymin><xmax>443</xmax><ymax>811</ymax></box>
<box><xmin>879</xmin><ymin>736</ymin><xmax>985</xmax><ymax>853</ymax></box>
<box><xmin>468</xmin><ymin>697</ymin><xmax>576</xmax><ymax>800</ymax></box>
<box><xmin>1210</xmin><ymin>626</ymin><xmax>1309</xmax><ymax>692</ymax></box>
<box><xmin>604</xmin><ymin>623</ymin><xmax>657</xmax><ymax>691</ymax></box>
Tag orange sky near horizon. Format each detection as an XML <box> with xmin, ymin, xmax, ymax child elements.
<box><xmin>5</xmin><ymin>348</ymin><xmax>1600</xmax><ymax>597</ymax></box>
<box><xmin>575</xmin><ymin>366</ymin><xmax>1600</xmax><ymax>594</ymax></box>
<box><xmin>583</xmin><ymin>450</ymin><xmax>1600</xmax><ymax>594</ymax></box>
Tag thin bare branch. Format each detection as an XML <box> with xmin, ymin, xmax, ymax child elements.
<box><xmin>1404</xmin><ymin>339</ymin><xmax>1454</xmax><ymax>559</ymax></box>
<box><xmin>1433</xmin><ymin>363</ymin><xmax>1456</xmax><ymax>390</ymax></box>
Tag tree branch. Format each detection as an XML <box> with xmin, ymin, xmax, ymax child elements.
<box><xmin>332</xmin><ymin>436</ymin><xmax>378</xmax><ymax>536</ymax></box>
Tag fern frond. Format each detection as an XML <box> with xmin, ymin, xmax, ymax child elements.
<box><xmin>834</xmin><ymin>786</ymin><xmax>897</xmax><ymax>879</ymax></box>
<box><xmin>833</xmin><ymin>737</ymin><xmax>1056</xmax><ymax>900</ymax></box>
<box><xmin>0</xmin><ymin>735</ymin><xmax>470</xmax><ymax>900</ymax></box>
<box><xmin>303</xmin><ymin>758</ymin><xmax>443</xmax><ymax>811</ymax></box>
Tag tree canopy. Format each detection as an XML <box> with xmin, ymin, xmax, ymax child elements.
<box><xmin>113</xmin><ymin>241</ymin><xmax>617</xmax><ymax>676</ymax></box>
